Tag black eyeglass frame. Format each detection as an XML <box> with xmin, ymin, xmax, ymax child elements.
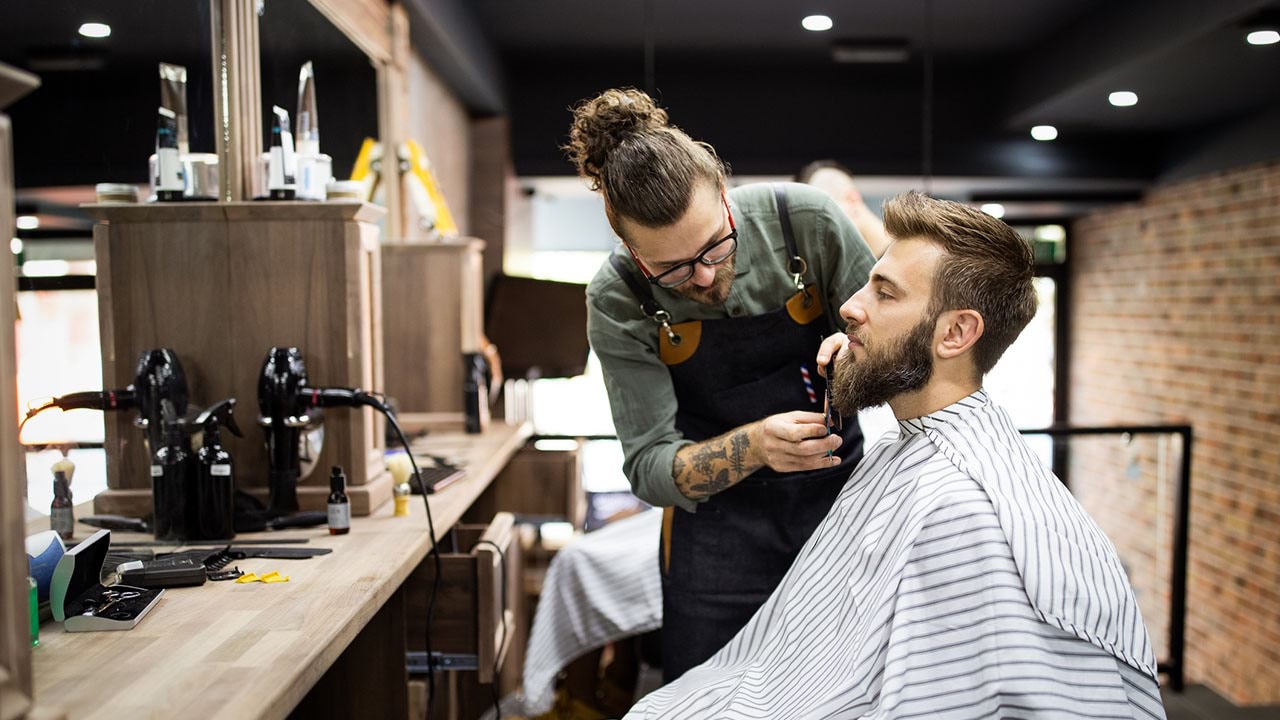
<box><xmin>645</xmin><ymin>229</ymin><xmax>739</xmax><ymax>289</ymax></box>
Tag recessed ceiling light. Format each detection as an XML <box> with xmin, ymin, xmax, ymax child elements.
<box><xmin>1109</xmin><ymin>90</ymin><xmax>1139</xmax><ymax>107</ymax></box>
<box><xmin>78</xmin><ymin>22</ymin><xmax>111</xmax><ymax>39</ymax></box>
<box><xmin>10</xmin><ymin>238</ymin><xmax>23</xmax><ymax>255</ymax></box>
<box><xmin>802</xmin><ymin>15</ymin><xmax>833</xmax><ymax>32</ymax></box>
<box><xmin>1030</xmin><ymin>125</ymin><xmax>1058</xmax><ymax>141</ymax></box>
<box><xmin>1247</xmin><ymin>29</ymin><xmax>1279</xmax><ymax>45</ymax></box>
<box><xmin>16</xmin><ymin>215</ymin><xmax>39</xmax><ymax>230</ymax></box>
<box><xmin>980</xmin><ymin>203</ymin><xmax>1006</xmax><ymax>219</ymax></box>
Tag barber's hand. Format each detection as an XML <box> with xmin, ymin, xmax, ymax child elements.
<box><xmin>816</xmin><ymin>332</ymin><xmax>849</xmax><ymax>379</ymax></box>
<box><xmin>750</xmin><ymin>411</ymin><xmax>842</xmax><ymax>472</ymax></box>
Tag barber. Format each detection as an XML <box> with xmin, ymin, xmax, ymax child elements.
<box><xmin>573</xmin><ymin>88</ymin><xmax>876</xmax><ymax>681</ymax></box>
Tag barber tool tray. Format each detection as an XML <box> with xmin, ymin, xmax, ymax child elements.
<box><xmin>51</xmin><ymin>529</ymin><xmax>164</xmax><ymax>632</ymax></box>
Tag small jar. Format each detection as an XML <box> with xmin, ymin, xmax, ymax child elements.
<box><xmin>95</xmin><ymin>183</ymin><xmax>140</xmax><ymax>204</ymax></box>
<box><xmin>326</xmin><ymin>180</ymin><xmax>365</xmax><ymax>202</ymax></box>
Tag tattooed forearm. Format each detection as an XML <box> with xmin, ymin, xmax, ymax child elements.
<box><xmin>730</xmin><ymin>429</ymin><xmax>750</xmax><ymax>477</ymax></box>
<box><xmin>673</xmin><ymin>425</ymin><xmax>763</xmax><ymax>501</ymax></box>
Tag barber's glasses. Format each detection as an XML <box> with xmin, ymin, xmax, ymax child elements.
<box><xmin>631</xmin><ymin>195</ymin><xmax>738</xmax><ymax>289</ymax></box>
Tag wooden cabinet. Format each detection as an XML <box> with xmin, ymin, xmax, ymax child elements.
<box><xmin>381</xmin><ymin>240</ymin><xmax>485</xmax><ymax>418</ymax></box>
<box><xmin>464</xmin><ymin>443</ymin><xmax>585</xmax><ymax>529</ymax></box>
<box><xmin>86</xmin><ymin>201</ymin><xmax>390</xmax><ymax>516</ymax></box>
<box><xmin>407</xmin><ymin>512</ymin><xmax>522</xmax><ymax>685</ymax></box>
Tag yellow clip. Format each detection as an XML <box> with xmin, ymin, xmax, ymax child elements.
<box><xmin>260</xmin><ymin>571</ymin><xmax>290</xmax><ymax>583</ymax></box>
<box><xmin>235</xmin><ymin>573</ymin><xmax>259</xmax><ymax>584</ymax></box>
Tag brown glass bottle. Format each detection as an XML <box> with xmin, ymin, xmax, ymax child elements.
<box><xmin>50</xmin><ymin>471</ymin><xmax>74</xmax><ymax>540</ymax></box>
<box><xmin>327</xmin><ymin>466</ymin><xmax>350</xmax><ymax>535</ymax></box>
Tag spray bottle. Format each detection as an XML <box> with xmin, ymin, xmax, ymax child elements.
<box><xmin>192</xmin><ymin>398</ymin><xmax>242</xmax><ymax>540</ymax></box>
<box><xmin>151</xmin><ymin>399</ymin><xmax>193</xmax><ymax>541</ymax></box>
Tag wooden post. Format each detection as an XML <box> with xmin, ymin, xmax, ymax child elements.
<box><xmin>0</xmin><ymin>63</ymin><xmax>40</xmax><ymax>719</ymax></box>
<box><xmin>211</xmin><ymin>0</ymin><xmax>263</xmax><ymax>202</ymax></box>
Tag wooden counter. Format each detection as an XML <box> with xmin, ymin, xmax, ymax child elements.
<box><xmin>31</xmin><ymin>420</ymin><xmax>532</xmax><ymax>720</ymax></box>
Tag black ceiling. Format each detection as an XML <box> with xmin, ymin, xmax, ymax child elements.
<box><xmin>0</xmin><ymin>0</ymin><xmax>378</xmax><ymax>188</ymax></box>
<box><xmin>1</xmin><ymin>0</ymin><xmax>1278</xmax><ymax>194</ymax></box>
<box><xmin>462</xmin><ymin>0</ymin><xmax>1280</xmax><ymax>184</ymax></box>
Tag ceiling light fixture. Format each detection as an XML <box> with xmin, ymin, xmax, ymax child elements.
<box><xmin>16</xmin><ymin>215</ymin><xmax>39</xmax><ymax>230</ymax></box>
<box><xmin>78</xmin><ymin>22</ymin><xmax>111</xmax><ymax>38</ymax></box>
<box><xmin>980</xmin><ymin>203</ymin><xmax>1006</xmax><ymax>219</ymax></box>
<box><xmin>802</xmin><ymin>15</ymin><xmax>833</xmax><ymax>32</ymax></box>
<box><xmin>1247</xmin><ymin>29</ymin><xmax>1279</xmax><ymax>45</ymax></box>
<box><xmin>10</xmin><ymin>238</ymin><xmax>23</xmax><ymax>255</ymax></box>
<box><xmin>1030</xmin><ymin>125</ymin><xmax>1058</xmax><ymax>141</ymax></box>
<box><xmin>1109</xmin><ymin>91</ymin><xmax>1138</xmax><ymax>107</ymax></box>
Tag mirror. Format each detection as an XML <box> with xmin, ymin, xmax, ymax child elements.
<box><xmin>0</xmin><ymin>0</ymin><xmax>214</xmax><ymax>190</ymax></box>
<box><xmin>258</xmin><ymin>0</ymin><xmax>379</xmax><ymax>191</ymax></box>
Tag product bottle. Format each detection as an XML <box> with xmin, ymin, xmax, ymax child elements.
<box><xmin>50</xmin><ymin>470</ymin><xmax>74</xmax><ymax>540</ymax></box>
<box><xmin>155</xmin><ymin>106</ymin><xmax>185</xmax><ymax>201</ymax></box>
<box><xmin>28</xmin><ymin>575</ymin><xmax>39</xmax><ymax>647</ymax></box>
<box><xmin>193</xmin><ymin>398</ymin><xmax>242</xmax><ymax>540</ymax></box>
<box><xmin>462</xmin><ymin>352</ymin><xmax>489</xmax><ymax>434</ymax></box>
<box><xmin>152</xmin><ymin>400</ymin><xmax>193</xmax><ymax>541</ymax></box>
<box><xmin>327</xmin><ymin>465</ymin><xmax>351</xmax><ymax>535</ymax></box>
<box><xmin>267</xmin><ymin>105</ymin><xmax>297</xmax><ymax>200</ymax></box>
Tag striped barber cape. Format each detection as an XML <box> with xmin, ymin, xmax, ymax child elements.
<box><xmin>625</xmin><ymin>390</ymin><xmax>1166</xmax><ymax>719</ymax></box>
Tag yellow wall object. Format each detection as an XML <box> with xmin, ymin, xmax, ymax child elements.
<box><xmin>349</xmin><ymin>137</ymin><xmax>381</xmax><ymax>202</ymax></box>
<box><xmin>403</xmin><ymin>139</ymin><xmax>459</xmax><ymax>236</ymax></box>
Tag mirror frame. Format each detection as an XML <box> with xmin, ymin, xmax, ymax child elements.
<box><xmin>210</xmin><ymin>0</ymin><xmax>405</xmax><ymax>237</ymax></box>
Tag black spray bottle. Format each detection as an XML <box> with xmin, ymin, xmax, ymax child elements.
<box><xmin>193</xmin><ymin>398</ymin><xmax>242</xmax><ymax>540</ymax></box>
<box><xmin>151</xmin><ymin>399</ymin><xmax>193</xmax><ymax>541</ymax></box>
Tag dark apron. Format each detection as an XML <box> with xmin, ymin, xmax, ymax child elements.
<box><xmin>610</xmin><ymin>185</ymin><xmax>864</xmax><ymax>681</ymax></box>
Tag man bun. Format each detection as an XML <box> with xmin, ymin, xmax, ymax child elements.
<box><xmin>565</xmin><ymin>88</ymin><xmax>669</xmax><ymax>190</ymax></box>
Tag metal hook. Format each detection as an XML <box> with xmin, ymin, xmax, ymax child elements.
<box><xmin>653</xmin><ymin>310</ymin><xmax>682</xmax><ymax>345</ymax></box>
<box><xmin>788</xmin><ymin>256</ymin><xmax>808</xmax><ymax>293</ymax></box>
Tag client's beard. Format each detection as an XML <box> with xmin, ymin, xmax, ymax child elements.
<box><xmin>830</xmin><ymin>316</ymin><xmax>936</xmax><ymax>415</ymax></box>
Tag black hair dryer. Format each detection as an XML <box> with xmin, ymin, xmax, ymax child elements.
<box><xmin>259</xmin><ymin>347</ymin><xmax>310</xmax><ymax>516</ymax></box>
<box><xmin>132</xmin><ymin>348</ymin><xmax>190</xmax><ymax>451</ymax></box>
<box><xmin>258</xmin><ymin>347</ymin><xmax>386</xmax><ymax>517</ymax></box>
<box><xmin>22</xmin><ymin>348</ymin><xmax>188</xmax><ymax>453</ymax></box>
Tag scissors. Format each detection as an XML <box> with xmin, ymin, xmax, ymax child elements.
<box><xmin>82</xmin><ymin>589</ymin><xmax>142</xmax><ymax>618</ymax></box>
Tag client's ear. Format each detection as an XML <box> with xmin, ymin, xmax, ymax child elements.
<box><xmin>936</xmin><ymin>309</ymin><xmax>984</xmax><ymax>360</ymax></box>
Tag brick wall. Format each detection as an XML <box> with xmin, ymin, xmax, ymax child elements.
<box><xmin>1070</xmin><ymin>159</ymin><xmax>1280</xmax><ymax>705</ymax></box>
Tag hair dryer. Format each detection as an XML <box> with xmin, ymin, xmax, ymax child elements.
<box><xmin>21</xmin><ymin>349</ymin><xmax>189</xmax><ymax>450</ymax></box>
<box><xmin>258</xmin><ymin>347</ymin><xmax>387</xmax><ymax>517</ymax></box>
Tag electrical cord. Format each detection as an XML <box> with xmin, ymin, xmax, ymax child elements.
<box><xmin>365</xmin><ymin>396</ymin><xmax>442</xmax><ymax>720</ymax></box>
<box><xmin>19</xmin><ymin>398</ymin><xmax>59</xmax><ymax>439</ymax></box>
<box><xmin>473</xmin><ymin>538</ymin><xmax>508</xmax><ymax>720</ymax></box>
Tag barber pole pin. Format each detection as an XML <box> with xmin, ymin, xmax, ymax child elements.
<box><xmin>800</xmin><ymin>364</ymin><xmax>818</xmax><ymax>404</ymax></box>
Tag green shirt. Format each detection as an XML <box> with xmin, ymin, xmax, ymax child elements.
<box><xmin>586</xmin><ymin>182</ymin><xmax>876</xmax><ymax>511</ymax></box>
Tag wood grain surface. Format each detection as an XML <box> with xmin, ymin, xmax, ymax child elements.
<box><xmin>30</xmin><ymin>421</ymin><xmax>531</xmax><ymax>720</ymax></box>
<box><xmin>85</xmin><ymin>202</ymin><xmax>389</xmax><ymax>516</ymax></box>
